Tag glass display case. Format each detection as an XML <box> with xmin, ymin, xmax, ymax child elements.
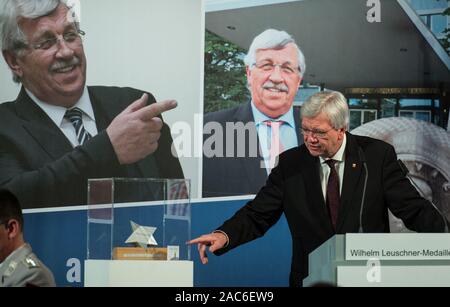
<box><xmin>87</xmin><ymin>178</ymin><xmax>191</xmax><ymax>261</ymax></box>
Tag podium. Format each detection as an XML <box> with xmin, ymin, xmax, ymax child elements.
<box><xmin>303</xmin><ymin>234</ymin><xmax>450</xmax><ymax>287</ymax></box>
<box><xmin>84</xmin><ymin>178</ymin><xmax>193</xmax><ymax>287</ymax></box>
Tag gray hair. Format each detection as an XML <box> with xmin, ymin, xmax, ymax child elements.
<box><xmin>301</xmin><ymin>91</ymin><xmax>350</xmax><ymax>130</ymax></box>
<box><xmin>244</xmin><ymin>29</ymin><xmax>306</xmax><ymax>77</ymax></box>
<box><xmin>0</xmin><ymin>0</ymin><xmax>72</xmax><ymax>83</ymax></box>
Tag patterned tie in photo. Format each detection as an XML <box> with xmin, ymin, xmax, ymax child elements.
<box><xmin>65</xmin><ymin>107</ymin><xmax>92</xmax><ymax>145</ymax></box>
<box><xmin>264</xmin><ymin>120</ymin><xmax>285</xmax><ymax>169</ymax></box>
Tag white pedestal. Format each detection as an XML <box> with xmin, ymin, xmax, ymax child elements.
<box><xmin>84</xmin><ymin>260</ymin><xmax>193</xmax><ymax>287</ymax></box>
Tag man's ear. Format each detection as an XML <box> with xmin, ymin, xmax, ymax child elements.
<box><xmin>246</xmin><ymin>66</ymin><xmax>252</xmax><ymax>88</ymax></box>
<box><xmin>5</xmin><ymin>219</ymin><xmax>21</xmax><ymax>240</ymax></box>
<box><xmin>338</xmin><ymin>128</ymin><xmax>346</xmax><ymax>140</ymax></box>
<box><xmin>246</xmin><ymin>65</ymin><xmax>252</xmax><ymax>79</ymax></box>
<box><xmin>296</xmin><ymin>76</ymin><xmax>302</xmax><ymax>90</ymax></box>
<box><xmin>2</xmin><ymin>50</ymin><xmax>23</xmax><ymax>79</ymax></box>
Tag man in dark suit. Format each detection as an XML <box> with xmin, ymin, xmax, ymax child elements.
<box><xmin>190</xmin><ymin>91</ymin><xmax>448</xmax><ymax>286</ymax></box>
<box><xmin>0</xmin><ymin>0</ymin><xmax>183</xmax><ymax>208</ymax></box>
<box><xmin>0</xmin><ymin>189</ymin><xmax>55</xmax><ymax>287</ymax></box>
<box><xmin>202</xmin><ymin>29</ymin><xmax>305</xmax><ymax>197</ymax></box>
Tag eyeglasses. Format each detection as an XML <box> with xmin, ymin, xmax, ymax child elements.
<box><xmin>254</xmin><ymin>61</ymin><xmax>299</xmax><ymax>75</ymax></box>
<box><xmin>300</xmin><ymin>128</ymin><xmax>334</xmax><ymax>139</ymax></box>
<box><xmin>29</xmin><ymin>29</ymin><xmax>85</xmax><ymax>51</ymax></box>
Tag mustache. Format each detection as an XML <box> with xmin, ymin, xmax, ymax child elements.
<box><xmin>50</xmin><ymin>57</ymin><xmax>81</xmax><ymax>71</ymax></box>
<box><xmin>262</xmin><ymin>81</ymin><xmax>288</xmax><ymax>92</ymax></box>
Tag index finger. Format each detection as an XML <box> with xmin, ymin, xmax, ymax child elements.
<box><xmin>135</xmin><ymin>100</ymin><xmax>178</xmax><ymax>121</ymax></box>
<box><xmin>122</xmin><ymin>94</ymin><xmax>148</xmax><ymax>114</ymax></box>
<box><xmin>187</xmin><ymin>235</ymin><xmax>214</xmax><ymax>245</ymax></box>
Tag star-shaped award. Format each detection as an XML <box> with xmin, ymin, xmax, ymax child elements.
<box><xmin>125</xmin><ymin>221</ymin><xmax>158</xmax><ymax>248</ymax></box>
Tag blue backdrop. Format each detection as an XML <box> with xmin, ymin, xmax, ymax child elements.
<box><xmin>24</xmin><ymin>198</ymin><xmax>292</xmax><ymax>287</ymax></box>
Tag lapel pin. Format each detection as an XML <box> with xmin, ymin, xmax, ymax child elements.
<box><xmin>352</xmin><ymin>163</ymin><xmax>357</xmax><ymax>168</ymax></box>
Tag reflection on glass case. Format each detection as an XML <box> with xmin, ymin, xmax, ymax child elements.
<box><xmin>87</xmin><ymin>178</ymin><xmax>191</xmax><ymax>261</ymax></box>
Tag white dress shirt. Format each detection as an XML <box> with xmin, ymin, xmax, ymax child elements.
<box><xmin>25</xmin><ymin>88</ymin><xmax>98</xmax><ymax>147</ymax></box>
<box><xmin>319</xmin><ymin>134</ymin><xmax>347</xmax><ymax>202</ymax></box>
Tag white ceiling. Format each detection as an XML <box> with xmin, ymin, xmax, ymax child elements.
<box><xmin>205</xmin><ymin>0</ymin><xmax>301</xmax><ymax>12</ymax></box>
<box><xmin>206</xmin><ymin>0</ymin><xmax>450</xmax><ymax>91</ymax></box>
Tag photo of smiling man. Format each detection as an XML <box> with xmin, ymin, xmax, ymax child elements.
<box><xmin>202</xmin><ymin>29</ymin><xmax>305</xmax><ymax>197</ymax></box>
<box><xmin>0</xmin><ymin>0</ymin><xmax>184</xmax><ymax>208</ymax></box>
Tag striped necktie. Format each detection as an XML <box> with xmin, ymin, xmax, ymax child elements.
<box><xmin>64</xmin><ymin>107</ymin><xmax>92</xmax><ymax>145</ymax></box>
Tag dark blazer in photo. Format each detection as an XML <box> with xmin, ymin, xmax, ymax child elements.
<box><xmin>0</xmin><ymin>86</ymin><xmax>184</xmax><ymax>208</ymax></box>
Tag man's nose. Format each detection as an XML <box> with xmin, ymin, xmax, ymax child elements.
<box><xmin>269</xmin><ymin>65</ymin><xmax>284</xmax><ymax>83</ymax></box>
<box><xmin>306</xmin><ymin>134</ymin><xmax>319</xmax><ymax>142</ymax></box>
<box><xmin>55</xmin><ymin>39</ymin><xmax>75</xmax><ymax>59</ymax></box>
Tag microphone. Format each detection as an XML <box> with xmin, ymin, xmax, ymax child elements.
<box><xmin>397</xmin><ymin>159</ymin><xmax>449</xmax><ymax>233</ymax></box>
<box><xmin>358</xmin><ymin>147</ymin><xmax>368</xmax><ymax>233</ymax></box>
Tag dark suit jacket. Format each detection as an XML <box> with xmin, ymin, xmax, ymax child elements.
<box><xmin>202</xmin><ymin>102</ymin><xmax>302</xmax><ymax>197</ymax></box>
<box><xmin>0</xmin><ymin>86</ymin><xmax>184</xmax><ymax>208</ymax></box>
<box><xmin>215</xmin><ymin>132</ymin><xmax>446</xmax><ymax>286</ymax></box>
